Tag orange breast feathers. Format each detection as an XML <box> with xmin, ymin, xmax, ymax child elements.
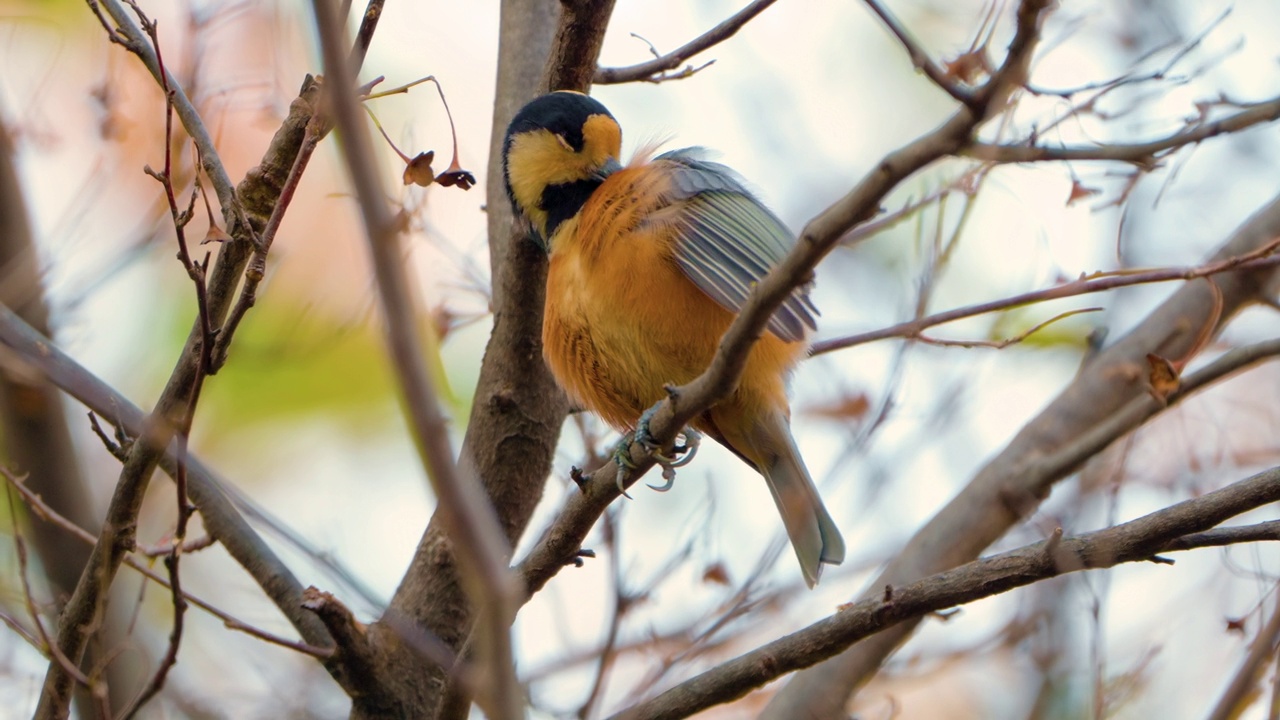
<box><xmin>541</xmin><ymin>157</ymin><xmax>808</xmax><ymax>463</ymax></box>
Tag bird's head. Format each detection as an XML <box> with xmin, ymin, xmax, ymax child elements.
<box><xmin>502</xmin><ymin>91</ymin><xmax>623</xmax><ymax>248</ymax></box>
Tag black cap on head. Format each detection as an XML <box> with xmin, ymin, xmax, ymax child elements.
<box><xmin>504</xmin><ymin>92</ymin><xmax>614</xmax><ymax>154</ymax></box>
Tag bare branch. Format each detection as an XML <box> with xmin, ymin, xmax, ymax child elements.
<box><xmin>812</xmin><ymin>253</ymin><xmax>1280</xmax><ymax>355</ymax></box>
<box><xmin>519</xmin><ymin>0</ymin><xmax>1060</xmax><ymax>599</ymax></box>
<box><xmin>308</xmin><ymin>1</ymin><xmax>521</xmax><ymax>718</ymax></box>
<box><xmin>611</xmin><ymin>465</ymin><xmax>1280</xmax><ymax>720</ymax></box>
<box><xmin>3</xmin><ymin>468</ymin><xmax>331</xmax><ymax>659</ymax></box>
<box><xmin>965</xmin><ymin>93</ymin><xmax>1280</xmax><ymax>164</ymax></box>
<box><xmin>861</xmin><ymin>0</ymin><xmax>975</xmax><ymax>105</ymax></box>
<box><xmin>594</xmin><ymin>0</ymin><xmax>777</xmax><ymax>85</ymax></box>
<box><xmin>348</xmin><ymin>0</ymin><xmax>386</xmax><ymax>73</ymax></box>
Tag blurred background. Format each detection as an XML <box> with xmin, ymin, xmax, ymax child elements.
<box><xmin>1</xmin><ymin>0</ymin><xmax>1280</xmax><ymax>717</ymax></box>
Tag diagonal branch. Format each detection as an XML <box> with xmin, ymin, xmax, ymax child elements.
<box><xmin>594</xmin><ymin>0</ymin><xmax>777</xmax><ymax>85</ymax></box>
<box><xmin>517</xmin><ymin>0</ymin><xmax>1058</xmax><ymax>600</ymax></box>
<box><xmin>812</xmin><ymin>253</ymin><xmax>1280</xmax><ymax>355</ymax></box>
<box><xmin>610</xmin><ymin>465</ymin><xmax>1280</xmax><ymax>720</ymax></box>
<box><xmin>764</xmin><ymin>167</ymin><xmax>1280</xmax><ymax>719</ymax></box>
<box><xmin>36</xmin><ymin>4</ymin><xmax>334</xmax><ymax>713</ymax></box>
<box><xmin>861</xmin><ymin>0</ymin><xmax>975</xmax><ymax>105</ymax></box>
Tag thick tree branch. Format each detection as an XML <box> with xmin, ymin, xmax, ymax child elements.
<box><xmin>594</xmin><ymin>0</ymin><xmax>776</xmax><ymax>85</ymax></box>
<box><xmin>353</xmin><ymin>1</ymin><xmax>619</xmax><ymax>718</ymax></box>
<box><xmin>310</xmin><ymin>2</ymin><xmax>522</xmax><ymax>719</ymax></box>
<box><xmin>611</xmin><ymin>465</ymin><xmax>1280</xmax><ymax>720</ymax></box>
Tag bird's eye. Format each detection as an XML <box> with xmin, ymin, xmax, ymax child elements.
<box><xmin>554</xmin><ymin>134</ymin><xmax>574</xmax><ymax>151</ymax></box>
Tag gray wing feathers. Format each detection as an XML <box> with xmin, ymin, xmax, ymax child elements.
<box><xmin>655</xmin><ymin>150</ymin><xmax>818</xmax><ymax>342</ymax></box>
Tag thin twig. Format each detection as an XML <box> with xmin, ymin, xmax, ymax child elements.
<box><xmin>211</xmin><ymin>115</ymin><xmax>324</xmax><ymax>371</ymax></box>
<box><xmin>1206</xmin><ymin>582</ymin><xmax>1280</xmax><ymax>720</ymax></box>
<box><xmin>965</xmin><ymin>93</ymin><xmax>1280</xmax><ymax>164</ymax></box>
<box><xmin>861</xmin><ymin>0</ymin><xmax>976</xmax><ymax>105</ymax></box>
<box><xmin>594</xmin><ymin>0</ymin><xmax>778</xmax><ymax>84</ymax></box>
<box><xmin>2</xmin><ymin>469</ymin><xmax>332</xmax><ymax>659</ymax></box>
<box><xmin>348</xmin><ymin>0</ymin><xmax>385</xmax><ymax>73</ymax></box>
<box><xmin>812</xmin><ymin>252</ymin><xmax>1280</xmax><ymax>355</ymax></box>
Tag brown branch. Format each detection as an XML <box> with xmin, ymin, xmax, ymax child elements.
<box><xmin>916</xmin><ymin>306</ymin><xmax>1102</xmax><ymax>349</ymax></box>
<box><xmin>812</xmin><ymin>253</ymin><xmax>1280</xmax><ymax>355</ymax></box>
<box><xmin>125</xmin><ymin>29</ymin><xmax>203</xmax><ymax>717</ymax></box>
<box><xmin>3</xmin><ymin>468</ymin><xmax>332</xmax><ymax>659</ymax></box>
<box><xmin>1162</xmin><ymin>520</ymin><xmax>1280</xmax><ymax>551</ymax></box>
<box><xmin>861</xmin><ymin>0</ymin><xmax>975</xmax><ymax>105</ymax></box>
<box><xmin>211</xmin><ymin>114</ymin><xmax>325</xmax><ymax>371</ymax></box>
<box><xmin>360</xmin><ymin>1</ymin><xmax>609</xmax><ymax>717</ymax></box>
<box><xmin>310</xmin><ymin>1</ymin><xmax>522</xmax><ymax>718</ymax></box>
<box><xmin>348</xmin><ymin>0</ymin><xmax>385</xmax><ymax>74</ymax></box>
<box><xmin>964</xmin><ymin>93</ymin><xmax>1280</xmax><ymax>164</ymax></box>
<box><xmin>517</xmin><ymin>0</ymin><xmax>1058</xmax><ymax>601</ymax></box>
<box><xmin>610</xmin><ymin>465</ymin><xmax>1280</xmax><ymax>720</ymax></box>
<box><xmin>3</xmin><ymin>476</ymin><xmax>99</xmax><ymax>700</ymax></box>
<box><xmin>26</xmin><ymin>16</ymin><xmax>332</xmax><ymax>709</ymax></box>
<box><xmin>594</xmin><ymin>0</ymin><xmax>777</xmax><ymax>85</ymax></box>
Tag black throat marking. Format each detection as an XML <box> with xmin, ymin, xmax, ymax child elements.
<box><xmin>541</xmin><ymin>178</ymin><xmax>604</xmax><ymax>242</ymax></box>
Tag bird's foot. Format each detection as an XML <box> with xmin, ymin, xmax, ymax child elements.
<box><xmin>611</xmin><ymin>403</ymin><xmax>703</xmax><ymax>494</ymax></box>
<box><xmin>647</xmin><ymin>427</ymin><xmax>702</xmax><ymax>492</ymax></box>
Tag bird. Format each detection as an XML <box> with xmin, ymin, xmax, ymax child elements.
<box><xmin>501</xmin><ymin>91</ymin><xmax>845</xmax><ymax>587</ymax></box>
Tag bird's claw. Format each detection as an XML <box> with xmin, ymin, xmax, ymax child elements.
<box><xmin>646</xmin><ymin>428</ymin><xmax>702</xmax><ymax>492</ymax></box>
<box><xmin>610</xmin><ymin>404</ymin><xmax>703</xmax><ymax>495</ymax></box>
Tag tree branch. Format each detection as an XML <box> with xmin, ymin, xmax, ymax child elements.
<box><xmin>964</xmin><ymin>93</ymin><xmax>1280</xmax><ymax>164</ymax></box>
<box><xmin>765</xmin><ymin>151</ymin><xmax>1280</xmax><ymax>720</ymax></box>
<box><xmin>611</xmin><ymin>465</ymin><xmax>1280</xmax><ymax>720</ymax></box>
<box><xmin>517</xmin><ymin>0</ymin><xmax>1059</xmax><ymax>600</ymax></box>
<box><xmin>310</xmin><ymin>1</ymin><xmax>523</xmax><ymax>718</ymax></box>
<box><xmin>594</xmin><ymin>0</ymin><xmax>776</xmax><ymax>85</ymax></box>
<box><xmin>861</xmin><ymin>0</ymin><xmax>975</xmax><ymax>105</ymax></box>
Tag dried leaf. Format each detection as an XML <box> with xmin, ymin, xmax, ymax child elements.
<box><xmin>403</xmin><ymin>151</ymin><xmax>436</xmax><ymax>187</ymax></box>
<box><xmin>943</xmin><ymin>49</ymin><xmax>990</xmax><ymax>84</ymax></box>
<box><xmin>701</xmin><ymin>562</ymin><xmax>731</xmax><ymax>586</ymax></box>
<box><xmin>201</xmin><ymin>224</ymin><xmax>233</xmax><ymax>244</ymax></box>
<box><xmin>1067</xmin><ymin>180</ymin><xmax>1102</xmax><ymax>206</ymax></box>
<box><xmin>435</xmin><ymin>168</ymin><xmax>476</xmax><ymax>190</ymax></box>
<box><xmin>1145</xmin><ymin>353</ymin><xmax>1180</xmax><ymax>404</ymax></box>
<box><xmin>807</xmin><ymin>392</ymin><xmax>871</xmax><ymax>422</ymax></box>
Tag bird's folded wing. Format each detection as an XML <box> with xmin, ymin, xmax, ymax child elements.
<box><xmin>654</xmin><ymin>149</ymin><xmax>818</xmax><ymax>343</ymax></box>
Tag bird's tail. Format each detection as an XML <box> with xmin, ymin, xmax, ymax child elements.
<box><xmin>754</xmin><ymin>412</ymin><xmax>846</xmax><ymax>588</ymax></box>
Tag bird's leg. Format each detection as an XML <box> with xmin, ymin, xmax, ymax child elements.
<box><xmin>612</xmin><ymin>402</ymin><xmax>704</xmax><ymax>494</ymax></box>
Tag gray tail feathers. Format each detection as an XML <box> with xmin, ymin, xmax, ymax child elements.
<box><xmin>756</xmin><ymin>413</ymin><xmax>846</xmax><ymax>588</ymax></box>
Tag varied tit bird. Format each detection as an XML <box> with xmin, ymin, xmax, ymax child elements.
<box><xmin>502</xmin><ymin>91</ymin><xmax>845</xmax><ymax>587</ymax></box>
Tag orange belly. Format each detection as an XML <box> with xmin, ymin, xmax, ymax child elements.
<box><xmin>541</xmin><ymin>164</ymin><xmax>806</xmax><ymax>460</ymax></box>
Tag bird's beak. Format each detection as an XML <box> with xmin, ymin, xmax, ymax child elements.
<box><xmin>596</xmin><ymin>156</ymin><xmax>623</xmax><ymax>178</ymax></box>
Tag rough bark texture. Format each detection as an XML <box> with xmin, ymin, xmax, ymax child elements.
<box><xmin>763</xmin><ymin>195</ymin><xmax>1280</xmax><ymax>717</ymax></box>
<box><xmin>350</xmin><ymin>1</ymin><xmax>614</xmax><ymax>717</ymax></box>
